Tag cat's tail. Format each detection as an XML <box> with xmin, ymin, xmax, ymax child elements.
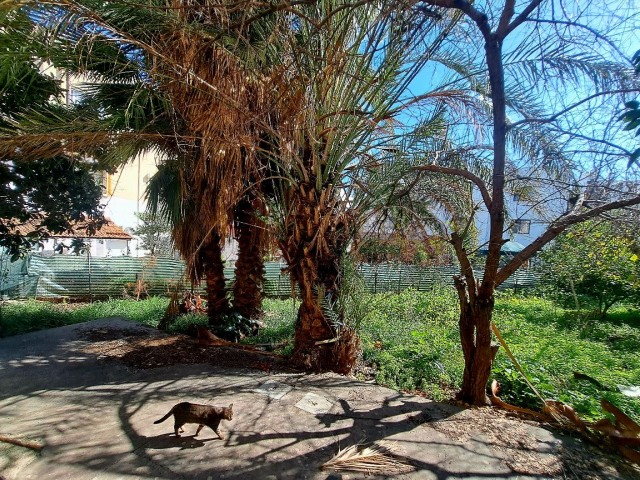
<box><xmin>154</xmin><ymin>408</ymin><xmax>174</xmax><ymax>424</ymax></box>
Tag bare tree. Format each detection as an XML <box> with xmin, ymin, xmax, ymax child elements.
<box><xmin>418</xmin><ymin>0</ymin><xmax>640</xmax><ymax>405</ymax></box>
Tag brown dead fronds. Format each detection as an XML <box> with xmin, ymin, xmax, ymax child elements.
<box><xmin>321</xmin><ymin>443</ymin><xmax>413</xmax><ymax>475</ymax></box>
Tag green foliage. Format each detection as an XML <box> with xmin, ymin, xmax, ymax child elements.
<box><xmin>0</xmin><ymin>297</ymin><xmax>168</xmax><ymax>337</ymax></box>
<box><xmin>357</xmin><ymin>236</ymin><xmax>453</xmax><ymax>266</ymax></box>
<box><xmin>619</xmin><ymin>50</ymin><xmax>640</xmax><ymax>167</ymax></box>
<box><xmin>492</xmin><ymin>293</ymin><xmax>640</xmax><ymax>422</ymax></box>
<box><xmin>337</xmin><ymin>257</ymin><xmax>373</xmax><ymax>331</ymax></box>
<box><xmin>0</xmin><ymin>9</ymin><xmax>105</xmax><ymax>258</ymax></box>
<box><xmin>358</xmin><ymin>287</ymin><xmax>462</xmax><ymax>398</ymax></box>
<box><xmin>537</xmin><ymin>220</ymin><xmax>640</xmax><ymax>316</ymax></box>
<box><xmin>212</xmin><ymin>312</ymin><xmax>264</xmax><ymax>342</ymax></box>
<box><xmin>165</xmin><ymin>312</ymin><xmax>208</xmax><ymax>335</ymax></box>
<box><xmin>132</xmin><ymin>212</ymin><xmax>175</xmax><ymax>257</ymax></box>
<box><xmin>241</xmin><ymin>298</ymin><xmax>298</xmax><ymax>355</ymax></box>
<box><xmin>0</xmin><ymin>156</ymin><xmax>104</xmax><ymax>259</ymax></box>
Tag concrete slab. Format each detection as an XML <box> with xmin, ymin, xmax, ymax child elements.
<box><xmin>0</xmin><ymin>318</ymin><xmax>632</xmax><ymax>480</ymax></box>
<box><xmin>295</xmin><ymin>392</ymin><xmax>334</xmax><ymax>415</ymax></box>
<box><xmin>253</xmin><ymin>380</ymin><xmax>293</xmax><ymax>400</ymax></box>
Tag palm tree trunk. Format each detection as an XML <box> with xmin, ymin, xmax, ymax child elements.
<box><xmin>232</xmin><ymin>196</ymin><xmax>267</xmax><ymax>321</ymax></box>
<box><xmin>201</xmin><ymin>232</ymin><xmax>229</xmax><ymax>325</ymax></box>
<box><xmin>280</xmin><ymin>183</ymin><xmax>359</xmax><ymax>374</ymax></box>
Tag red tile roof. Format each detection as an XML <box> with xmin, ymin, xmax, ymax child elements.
<box><xmin>14</xmin><ymin>218</ymin><xmax>132</xmax><ymax>240</ymax></box>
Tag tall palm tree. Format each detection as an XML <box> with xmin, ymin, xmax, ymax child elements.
<box><xmin>262</xmin><ymin>1</ymin><xmax>477</xmax><ymax>372</ymax></box>
<box><xmin>2</xmin><ymin>1</ymin><xmax>278</xmax><ymax>327</ymax></box>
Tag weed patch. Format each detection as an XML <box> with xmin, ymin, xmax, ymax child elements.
<box><xmin>0</xmin><ymin>298</ymin><xmax>168</xmax><ymax>337</ymax></box>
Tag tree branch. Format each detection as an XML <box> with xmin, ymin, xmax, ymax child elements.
<box><xmin>424</xmin><ymin>0</ymin><xmax>491</xmax><ymax>38</ymax></box>
<box><xmin>495</xmin><ymin>194</ymin><xmax>640</xmax><ymax>285</ymax></box>
<box><xmin>451</xmin><ymin>231</ymin><xmax>477</xmax><ymax>302</ymax></box>
<box><xmin>496</xmin><ymin>0</ymin><xmax>515</xmax><ymax>37</ymax></box>
<box><xmin>502</xmin><ymin>0</ymin><xmax>544</xmax><ymax>38</ymax></box>
<box><xmin>526</xmin><ymin>18</ymin><xmax>630</xmax><ymax>62</ymax></box>
<box><xmin>413</xmin><ymin>164</ymin><xmax>492</xmax><ymax>210</ymax></box>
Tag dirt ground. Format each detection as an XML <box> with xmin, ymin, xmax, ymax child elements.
<box><xmin>73</xmin><ymin>325</ymin><xmax>640</xmax><ymax>480</ymax></box>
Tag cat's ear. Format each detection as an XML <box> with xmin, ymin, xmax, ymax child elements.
<box><xmin>229</xmin><ymin>403</ymin><xmax>233</xmax><ymax>410</ymax></box>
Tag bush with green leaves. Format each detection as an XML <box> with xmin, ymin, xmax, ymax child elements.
<box><xmin>357</xmin><ymin>286</ymin><xmax>463</xmax><ymax>399</ymax></box>
<box><xmin>537</xmin><ymin>220</ymin><xmax>640</xmax><ymax>317</ymax></box>
<box><xmin>619</xmin><ymin>49</ymin><xmax>640</xmax><ymax>166</ymax></box>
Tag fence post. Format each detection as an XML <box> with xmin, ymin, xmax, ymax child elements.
<box><xmin>87</xmin><ymin>251</ymin><xmax>93</xmax><ymax>303</ymax></box>
<box><xmin>373</xmin><ymin>265</ymin><xmax>378</xmax><ymax>293</ymax></box>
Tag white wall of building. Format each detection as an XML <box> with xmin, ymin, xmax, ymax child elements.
<box><xmin>38</xmin><ymin>238</ymin><xmax>130</xmax><ymax>257</ymax></box>
<box><xmin>474</xmin><ymin>189</ymin><xmax>568</xmax><ymax>249</ymax></box>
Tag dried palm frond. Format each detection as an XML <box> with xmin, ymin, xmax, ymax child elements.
<box><xmin>321</xmin><ymin>443</ymin><xmax>412</xmax><ymax>475</ymax></box>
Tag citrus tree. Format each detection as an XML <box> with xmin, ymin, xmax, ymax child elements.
<box><xmin>539</xmin><ymin>220</ymin><xmax>640</xmax><ymax>317</ymax></box>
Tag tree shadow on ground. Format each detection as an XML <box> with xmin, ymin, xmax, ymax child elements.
<box><xmin>1</xmin><ymin>319</ymin><xmax>637</xmax><ymax>479</ymax></box>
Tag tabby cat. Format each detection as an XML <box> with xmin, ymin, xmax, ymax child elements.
<box><xmin>154</xmin><ymin>402</ymin><xmax>233</xmax><ymax>439</ymax></box>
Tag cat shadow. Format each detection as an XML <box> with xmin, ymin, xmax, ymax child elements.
<box><xmin>137</xmin><ymin>432</ymin><xmax>220</xmax><ymax>450</ymax></box>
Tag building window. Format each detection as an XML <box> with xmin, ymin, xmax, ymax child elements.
<box><xmin>512</xmin><ymin>219</ymin><xmax>531</xmax><ymax>235</ymax></box>
<box><xmin>93</xmin><ymin>171</ymin><xmax>114</xmax><ymax>195</ymax></box>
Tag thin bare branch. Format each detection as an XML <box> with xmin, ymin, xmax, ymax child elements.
<box><xmin>423</xmin><ymin>0</ymin><xmax>491</xmax><ymax>38</ymax></box>
<box><xmin>496</xmin><ymin>194</ymin><xmax>640</xmax><ymax>285</ymax></box>
<box><xmin>502</xmin><ymin>0</ymin><xmax>544</xmax><ymax>38</ymax></box>
<box><xmin>496</xmin><ymin>0</ymin><xmax>515</xmax><ymax>37</ymax></box>
<box><xmin>527</xmin><ymin>18</ymin><xmax>631</xmax><ymax>62</ymax></box>
<box><xmin>414</xmin><ymin>164</ymin><xmax>492</xmax><ymax>209</ymax></box>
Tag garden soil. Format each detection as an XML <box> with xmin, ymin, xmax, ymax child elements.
<box><xmin>0</xmin><ymin>318</ymin><xmax>638</xmax><ymax>480</ymax></box>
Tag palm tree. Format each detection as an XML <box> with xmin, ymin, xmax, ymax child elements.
<box><xmin>2</xmin><ymin>1</ymin><xmax>279</xmax><ymax>328</ymax></box>
<box><xmin>0</xmin><ymin>8</ymin><xmax>104</xmax><ymax>256</ymax></box>
<box><xmin>3</xmin><ymin>1</ymin><xmax>482</xmax><ymax>377</ymax></box>
<box><xmin>261</xmin><ymin>1</ymin><xmax>478</xmax><ymax>372</ymax></box>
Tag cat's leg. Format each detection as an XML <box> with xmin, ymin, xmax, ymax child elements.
<box><xmin>211</xmin><ymin>420</ymin><xmax>224</xmax><ymax>440</ymax></box>
<box><xmin>195</xmin><ymin>424</ymin><xmax>204</xmax><ymax>436</ymax></box>
<box><xmin>174</xmin><ymin>421</ymin><xmax>184</xmax><ymax>437</ymax></box>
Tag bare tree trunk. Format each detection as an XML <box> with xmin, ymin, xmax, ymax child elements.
<box><xmin>201</xmin><ymin>232</ymin><xmax>229</xmax><ymax>325</ymax></box>
<box><xmin>455</xmin><ymin>276</ymin><xmax>496</xmax><ymax>405</ymax></box>
<box><xmin>449</xmin><ymin>232</ymin><xmax>498</xmax><ymax>405</ymax></box>
<box><xmin>232</xmin><ymin>196</ymin><xmax>267</xmax><ymax>321</ymax></box>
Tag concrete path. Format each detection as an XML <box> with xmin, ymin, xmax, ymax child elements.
<box><xmin>0</xmin><ymin>319</ymin><xmax>579</xmax><ymax>479</ymax></box>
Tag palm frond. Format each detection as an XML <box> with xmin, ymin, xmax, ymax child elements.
<box><xmin>321</xmin><ymin>443</ymin><xmax>412</xmax><ymax>475</ymax></box>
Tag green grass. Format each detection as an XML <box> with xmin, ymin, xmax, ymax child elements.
<box><xmin>2</xmin><ymin>290</ymin><xmax>638</xmax><ymax>423</ymax></box>
<box><xmin>356</xmin><ymin>286</ymin><xmax>463</xmax><ymax>401</ymax></box>
<box><xmin>492</xmin><ymin>292</ymin><xmax>640</xmax><ymax>423</ymax></box>
<box><xmin>240</xmin><ymin>298</ymin><xmax>298</xmax><ymax>355</ymax></box>
<box><xmin>0</xmin><ymin>297</ymin><xmax>168</xmax><ymax>337</ymax></box>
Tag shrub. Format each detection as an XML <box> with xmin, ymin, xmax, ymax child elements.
<box><xmin>537</xmin><ymin>220</ymin><xmax>640</xmax><ymax>317</ymax></box>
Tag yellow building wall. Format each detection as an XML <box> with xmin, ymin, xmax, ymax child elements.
<box><xmin>103</xmin><ymin>151</ymin><xmax>158</xmax><ymax>203</ymax></box>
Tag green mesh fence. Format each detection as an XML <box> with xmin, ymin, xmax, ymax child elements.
<box><xmin>0</xmin><ymin>254</ymin><xmax>536</xmax><ymax>300</ymax></box>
